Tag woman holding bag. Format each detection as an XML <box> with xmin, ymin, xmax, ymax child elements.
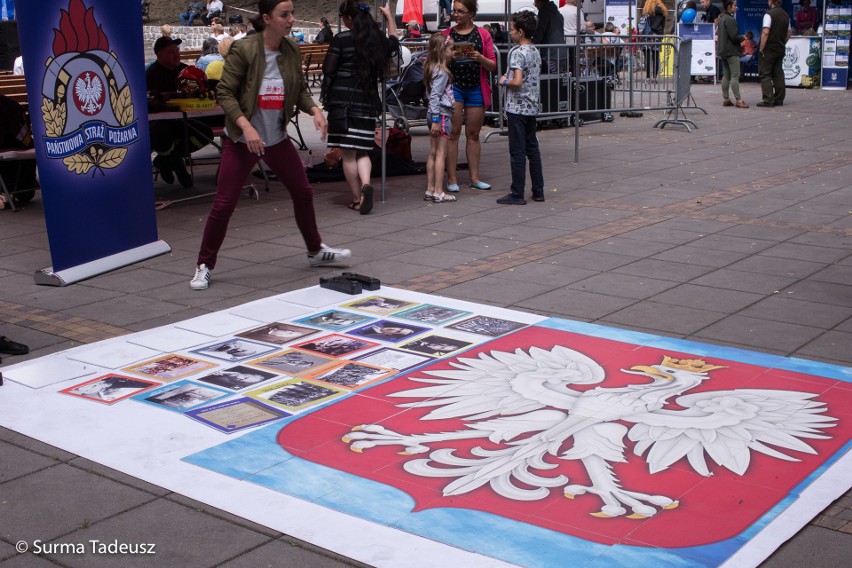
<box><xmin>190</xmin><ymin>0</ymin><xmax>351</xmax><ymax>291</ymax></box>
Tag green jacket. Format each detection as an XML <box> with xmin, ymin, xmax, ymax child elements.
<box><xmin>716</xmin><ymin>13</ymin><xmax>744</xmax><ymax>59</ymax></box>
<box><xmin>216</xmin><ymin>32</ymin><xmax>317</xmax><ymax>142</ymax></box>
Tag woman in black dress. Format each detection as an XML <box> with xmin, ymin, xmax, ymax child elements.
<box><xmin>314</xmin><ymin>17</ymin><xmax>334</xmax><ymax>44</ymax></box>
<box><xmin>321</xmin><ymin>1</ymin><xmax>399</xmax><ymax>215</ymax></box>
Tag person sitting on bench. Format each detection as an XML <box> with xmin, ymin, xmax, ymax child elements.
<box><xmin>203</xmin><ymin>0</ymin><xmax>223</xmax><ymax>25</ymax></box>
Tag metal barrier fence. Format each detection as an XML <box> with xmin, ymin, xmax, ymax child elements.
<box><xmin>484</xmin><ymin>35</ymin><xmax>701</xmax><ymax>139</ymax></box>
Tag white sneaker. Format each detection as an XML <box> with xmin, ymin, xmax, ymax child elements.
<box><xmin>308</xmin><ymin>244</ymin><xmax>352</xmax><ymax>267</ymax></box>
<box><xmin>190</xmin><ymin>264</ymin><xmax>211</xmax><ymax>290</ymax></box>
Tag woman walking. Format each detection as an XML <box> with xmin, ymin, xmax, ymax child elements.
<box><xmin>443</xmin><ymin>0</ymin><xmax>497</xmax><ymax>193</ymax></box>
<box><xmin>321</xmin><ymin>1</ymin><xmax>399</xmax><ymax>215</ymax></box>
<box><xmin>717</xmin><ymin>0</ymin><xmax>748</xmax><ymax>108</ymax></box>
<box><xmin>190</xmin><ymin>0</ymin><xmax>351</xmax><ymax>291</ymax></box>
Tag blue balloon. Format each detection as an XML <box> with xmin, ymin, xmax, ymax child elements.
<box><xmin>681</xmin><ymin>8</ymin><xmax>697</xmax><ymax>24</ymax></box>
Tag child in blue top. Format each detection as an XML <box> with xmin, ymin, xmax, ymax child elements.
<box><xmin>424</xmin><ymin>34</ymin><xmax>457</xmax><ymax>203</ymax></box>
<box><xmin>497</xmin><ymin>10</ymin><xmax>544</xmax><ymax>205</ymax></box>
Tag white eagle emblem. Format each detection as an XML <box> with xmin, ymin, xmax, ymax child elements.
<box><xmin>74</xmin><ymin>72</ymin><xmax>104</xmax><ymax>115</ymax></box>
<box><xmin>344</xmin><ymin>346</ymin><xmax>836</xmax><ymax>518</ymax></box>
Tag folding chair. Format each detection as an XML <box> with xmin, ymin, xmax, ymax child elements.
<box><xmin>0</xmin><ymin>148</ymin><xmax>38</xmax><ymax>212</ymax></box>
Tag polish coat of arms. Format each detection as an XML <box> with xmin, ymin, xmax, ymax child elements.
<box><xmin>40</xmin><ymin>0</ymin><xmax>140</xmax><ymax>176</ymax></box>
<box><xmin>276</xmin><ymin>328</ymin><xmax>849</xmax><ymax>547</ymax></box>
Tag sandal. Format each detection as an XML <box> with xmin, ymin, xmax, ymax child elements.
<box><xmin>360</xmin><ymin>184</ymin><xmax>374</xmax><ymax>215</ymax></box>
<box><xmin>432</xmin><ymin>192</ymin><xmax>457</xmax><ymax>203</ymax></box>
<box><xmin>347</xmin><ymin>201</ymin><xmax>361</xmax><ymax>211</ymax></box>
<box><xmin>424</xmin><ymin>192</ymin><xmax>435</xmax><ymax>201</ymax></box>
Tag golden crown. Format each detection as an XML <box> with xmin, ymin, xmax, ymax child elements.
<box><xmin>660</xmin><ymin>356</ymin><xmax>726</xmax><ymax>373</ymax></box>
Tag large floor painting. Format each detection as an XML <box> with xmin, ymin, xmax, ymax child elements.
<box><xmin>1</xmin><ymin>287</ymin><xmax>850</xmax><ymax>567</ymax></box>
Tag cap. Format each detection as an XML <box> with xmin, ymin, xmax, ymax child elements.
<box><xmin>153</xmin><ymin>36</ymin><xmax>183</xmax><ymax>54</ymax></box>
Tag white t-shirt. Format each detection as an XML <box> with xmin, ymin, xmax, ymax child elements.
<box><xmin>247</xmin><ymin>49</ymin><xmax>286</xmax><ymax>147</ymax></box>
<box><xmin>559</xmin><ymin>5</ymin><xmax>586</xmax><ymax>45</ymax></box>
<box><xmin>762</xmin><ymin>13</ymin><xmax>791</xmax><ymax>30</ymax></box>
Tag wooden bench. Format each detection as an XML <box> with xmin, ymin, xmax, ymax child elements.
<box><xmin>180</xmin><ymin>49</ymin><xmax>202</xmax><ymax>64</ymax></box>
<box><xmin>300</xmin><ymin>44</ymin><xmax>329</xmax><ymax>92</ymax></box>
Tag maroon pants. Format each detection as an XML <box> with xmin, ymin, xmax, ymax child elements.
<box><xmin>197</xmin><ymin>137</ymin><xmax>323</xmax><ymax>269</ymax></box>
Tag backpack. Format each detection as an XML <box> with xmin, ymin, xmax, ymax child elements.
<box><xmin>384</xmin><ymin>127</ymin><xmax>412</xmax><ymax>163</ymax></box>
<box><xmin>639</xmin><ymin>15</ymin><xmax>652</xmax><ymax>36</ymax></box>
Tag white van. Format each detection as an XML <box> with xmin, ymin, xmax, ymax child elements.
<box><xmin>395</xmin><ymin>0</ymin><xmax>604</xmax><ymax>33</ymax></box>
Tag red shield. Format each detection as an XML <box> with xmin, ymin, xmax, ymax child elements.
<box><xmin>276</xmin><ymin>326</ymin><xmax>852</xmax><ymax>548</ymax></box>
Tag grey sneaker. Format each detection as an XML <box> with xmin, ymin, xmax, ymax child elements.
<box><xmin>190</xmin><ymin>264</ymin><xmax>211</xmax><ymax>290</ymax></box>
<box><xmin>308</xmin><ymin>244</ymin><xmax>352</xmax><ymax>267</ymax></box>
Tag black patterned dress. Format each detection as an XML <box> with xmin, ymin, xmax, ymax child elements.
<box><xmin>321</xmin><ymin>30</ymin><xmax>399</xmax><ymax>151</ymax></box>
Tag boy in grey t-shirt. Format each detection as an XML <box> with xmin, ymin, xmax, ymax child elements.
<box><xmin>497</xmin><ymin>11</ymin><xmax>544</xmax><ymax>205</ymax></box>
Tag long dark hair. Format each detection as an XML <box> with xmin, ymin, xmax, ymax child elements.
<box><xmin>251</xmin><ymin>0</ymin><xmax>287</xmax><ymax>32</ymax></box>
<box><xmin>339</xmin><ymin>0</ymin><xmax>389</xmax><ymax>87</ymax></box>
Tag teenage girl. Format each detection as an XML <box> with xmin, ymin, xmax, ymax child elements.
<box><xmin>423</xmin><ymin>34</ymin><xmax>457</xmax><ymax>203</ymax></box>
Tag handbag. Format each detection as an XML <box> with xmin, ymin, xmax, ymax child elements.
<box><xmin>640</xmin><ymin>16</ymin><xmax>652</xmax><ymax>36</ymax></box>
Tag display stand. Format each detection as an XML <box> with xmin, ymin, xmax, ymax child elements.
<box><xmin>821</xmin><ymin>0</ymin><xmax>851</xmax><ymax>89</ymax></box>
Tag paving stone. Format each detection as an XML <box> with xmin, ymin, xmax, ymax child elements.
<box><xmin>686</xmin><ymin>234</ymin><xmax>777</xmax><ymax>254</ymax></box>
<box><xmin>649</xmin><ymin>283</ymin><xmax>764</xmax><ymax>313</ymax></box>
<box><xmin>690</xmin><ymin>268</ymin><xmax>798</xmax><ymax>294</ymax></box>
<box><xmin>725</xmin><ymin>255</ymin><xmax>825</xmax><ymax>279</ymax></box>
<box><xmin>0</xmin><ymin>464</ymin><xmax>155</xmax><ymax>544</ymax></box>
<box><xmin>694</xmin><ymin>315</ymin><xmax>825</xmax><ymax>353</ymax></box>
<box><xmin>810</xmin><ymin>263</ymin><xmax>852</xmax><ymax>285</ymax></box>
<box><xmin>781</xmin><ymin>280</ymin><xmax>852</xmax><ymax>308</ymax></box>
<box><xmin>440</xmin><ymin>276</ymin><xmax>556</xmax><ymax>306</ymax></box>
<box><xmin>652</xmin><ymin>244</ymin><xmax>749</xmax><ymax>268</ymax></box>
<box><xmin>45</xmin><ymin>499</ymin><xmax>270</xmax><ymax>568</ymax></box>
<box><xmin>568</xmin><ymin>273</ymin><xmax>680</xmax><ymax>300</ymax></box>
<box><xmin>612</xmin><ymin>258</ymin><xmax>716</xmax><ymax>282</ymax></box>
<box><xmin>758</xmin><ymin>242</ymin><xmax>850</xmax><ymax>264</ymax></box>
<box><xmin>602</xmin><ymin>302</ymin><xmax>727</xmax><ymax>336</ymax></box>
<box><xmin>795</xmin><ymin>331</ymin><xmax>852</xmax><ymax>365</ymax></box>
<box><xmin>545</xmin><ymin>249</ymin><xmax>636</xmax><ymax>272</ymax></box>
<box><xmin>4</xmin><ymin>286</ymin><xmax>124</xmax><ymax>313</ymax></box>
<box><xmin>66</xmin><ymin>458</ymin><xmax>171</xmax><ymax>498</ymax></box>
<box><xmin>0</xmin><ymin>443</ymin><xmax>59</xmax><ymax>483</ymax></box>
<box><xmin>218</xmin><ymin>537</ymin><xmax>366</xmax><ymax>568</ymax></box>
<box><xmin>580</xmin><ymin>237</ymin><xmax>676</xmax><ymax>258</ymax></box>
<box><xmin>490</xmin><ymin>261</ymin><xmax>599</xmax><ymax>287</ymax></box>
<box><xmin>0</xmin><ymin>552</ymin><xmax>60</xmax><ymax>566</ymax></box>
<box><xmin>718</xmin><ymin>224</ymin><xmax>805</xmax><ymax>241</ymax></box>
<box><xmin>739</xmin><ymin>297</ymin><xmax>852</xmax><ymax>329</ymax></box>
<box><xmin>0</xmin><ymin>430</ymin><xmax>77</xmax><ymax>462</ymax></box>
<box><xmin>164</xmin><ymin>494</ymin><xmax>282</xmax><ymax>538</ymax></box>
<box><xmin>516</xmin><ymin>288</ymin><xmax>636</xmax><ymax>321</ymax></box>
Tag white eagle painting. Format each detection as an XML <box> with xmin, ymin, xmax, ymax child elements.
<box><xmin>343</xmin><ymin>346</ymin><xmax>837</xmax><ymax>519</ymax></box>
<box><xmin>74</xmin><ymin>71</ymin><xmax>104</xmax><ymax>115</ymax></box>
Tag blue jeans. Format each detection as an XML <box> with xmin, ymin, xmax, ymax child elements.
<box><xmin>507</xmin><ymin>113</ymin><xmax>543</xmax><ymax>199</ymax></box>
<box><xmin>180</xmin><ymin>10</ymin><xmax>199</xmax><ymax>25</ymax></box>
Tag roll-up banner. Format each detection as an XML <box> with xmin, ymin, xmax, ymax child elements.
<box><xmin>16</xmin><ymin>0</ymin><xmax>169</xmax><ymax>286</ymax></box>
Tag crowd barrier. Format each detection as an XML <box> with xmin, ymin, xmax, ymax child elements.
<box><xmin>484</xmin><ymin>35</ymin><xmax>703</xmax><ymax>145</ymax></box>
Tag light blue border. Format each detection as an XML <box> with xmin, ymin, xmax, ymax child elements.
<box><xmin>185</xmin><ymin>320</ymin><xmax>852</xmax><ymax>567</ymax></box>
<box><xmin>537</xmin><ymin>318</ymin><xmax>852</xmax><ymax>382</ymax></box>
